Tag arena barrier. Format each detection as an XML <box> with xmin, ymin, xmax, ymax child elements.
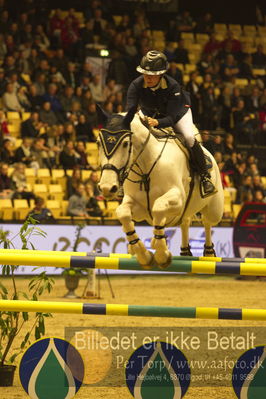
<box><xmin>1</xmin><ymin>252</ymin><xmax>266</xmax><ymax>276</ymax></box>
<box><xmin>0</xmin><ymin>300</ymin><xmax>266</xmax><ymax>321</ymax></box>
<box><xmin>1</xmin><ymin>248</ymin><xmax>266</xmax><ymax>264</ymax></box>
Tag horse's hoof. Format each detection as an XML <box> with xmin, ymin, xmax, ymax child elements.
<box><xmin>203</xmin><ymin>244</ymin><xmax>216</xmax><ymax>257</ymax></box>
<box><xmin>157</xmin><ymin>253</ymin><xmax>172</xmax><ymax>270</ymax></box>
<box><xmin>180</xmin><ymin>245</ymin><xmax>193</xmax><ymax>256</ymax></box>
<box><xmin>138</xmin><ymin>251</ymin><xmax>156</xmax><ymax>270</ymax></box>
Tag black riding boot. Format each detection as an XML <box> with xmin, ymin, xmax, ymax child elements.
<box><xmin>191</xmin><ymin>140</ymin><xmax>216</xmax><ymax>198</ymax></box>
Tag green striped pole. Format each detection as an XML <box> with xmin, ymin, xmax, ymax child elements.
<box><xmin>1</xmin><ymin>253</ymin><xmax>266</xmax><ymax>276</ymax></box>
<box><xmin>0</xmin><ymin>248</ymin><xmax>266</xmax><ymax>264</ymax></box>
<box><xmin>0</xmin><ymin>300</ymin><xmax>265</xmax><ymax>321</ymax></box>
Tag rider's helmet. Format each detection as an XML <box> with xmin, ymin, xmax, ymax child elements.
<box><xmin>136</xmin><ymin>50</ymin><xmax>168</xmax><ymax>75</ymax></box>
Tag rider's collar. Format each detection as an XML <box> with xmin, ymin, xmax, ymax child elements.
<box><xmin>143</xmin><ymin>77</ymin><xmax>168</xmax><ymax>91</ymax></box>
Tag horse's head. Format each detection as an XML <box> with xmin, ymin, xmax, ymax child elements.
<box><xmin>97</xmin><ymin>105</ymin><xmax>136</xmax><ymax>199</ymax></box>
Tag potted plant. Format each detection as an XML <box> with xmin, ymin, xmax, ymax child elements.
<box><xmin>62</xmin><ymin>224</ymin><xmax>85</xmax><ymax>298</ymax></box>
<box><xmin>0</xmin><ymin>217</ymin><xmax>55</xmax><ymax>386</ymax></box>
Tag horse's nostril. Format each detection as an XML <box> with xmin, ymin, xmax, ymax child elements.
<box><xmin>110</xmin><ymin>185</ymin><xmax>118</xmax><ymax>193</ymax></box>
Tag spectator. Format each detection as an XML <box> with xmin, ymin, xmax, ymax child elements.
<box><xmin>85</xmin><ymin>183</ymin><xmax>102</xmax><ymax>217</ymax></box>
<box><xmin>0</xmin><ymin>139</ymin><xmax>16</xmax><ymax>165</ymax></box>
<box><xmin>33</xmin><ymin>73</ymin><xmax>47</xmax><ymax>97</ymax></box>
<box><xmin>76</xmin><ymin>114</ymin><xmax>94</xmax><ymax>142</ymax></box>
<box><xmin>220</xmin><ymin>31</ymin><xmax>242</xmax><ymax>54</ymax></box>
<box><xmin>11</xmin><ymin>163</ymin><xmax>35</xmax><ymax>204</ymax></box>
<box><xmin>253</xmin><ymin>175</ymin><xmax>266</xmax><ymax>195</ymax></box>
<box><xmin>21</xmin><ymin>112</ymin><xmax>43</xmax><ymax>138</ymax></box>
<box><xmin>63</xmin><ymin>62</ymin><xmax>79</xmax><ymax>88</ymax></box>
<box><xmin>66</xmin><ymin>166</ymin><xmax>83</xmax><ymax>199</ymax></box>
<box><xmin>203</xmin><ymin>32</ymin><xmax>221</xmax><ymax>56</ymax></box>
<box><xmin>27</xmin><ymin>84</ymin><xmax>43</xmax><ymax>111</ymax></box>
<box><xmin>253</xmin><ymin>189</ymin><xmax>266</xmax><ymax>203</ymax></box>
<box><xmin>15</xmin><ymin>137</ymin><xmax>34</xmax><ymax>166</ymax></box>
<box><xmin>90</xmin><ymin>8</ymin><xmax>107</xmax><ymax>39</ymax></box>
<box><xmin>67</xmin><ymin>183</ymin><xmax>89</xmax><ymax>217</ymax></box>
<box><xmin>252</xmin><ymin>44</ymin><xmax>266</xmax><ymax>68</ymax></box>
<box><xmin>85</xmin><ymin>171</ymin><xmax>101</xmax><ymax>198</ymax></box>
<box><xmin>195</xmin><ymin>13</ymin><xmax>214</xmax><ymax>34</ymax></box>
<box><xmin>31</xmin><ymin>138</ymin><xmax>52</xmax><ymax>169</ymax></box>
<box><xmin>0</xmin><ymin>162</ymin><xmax>14</xmax><ymax>198</ymax></box>
<box><xmin>85</xmin><ymin>102</ymin><xmax>98</xmax><ymax>129</ymax></box>
<box><xmin>233</xmin><ymin>99</ymin><xmax>259</xmax><ymax>145</ymax></box>
<box><xmin>223</xmin><ymin>133</ymin><xmax>235</xmax><ymax>156</ymax></box>
<box><xmin>175</xmin><ymin>10</ymin><xmax>195</xmax><ymax>32</ymax></box>
<box><xmin>0</xmin><ymin>110</ymin><xmax>11</xmax><ymax>142</ymax></box>
<box><xmin>59</xmin><ymin>139</ymin><xmax>78</xmax><ymax>170</ymax></box>
<box><xmin>27</xmin><ymin>196</ymin><xmax>56</xmax><ymax>224</ymax></box>
<box><xmin>2</xmin><ymin>83</ymin><xmax>24</xmax><ymax>111</ymax></box>
<box><xmin>201</xmin><ymin>86</ymin><xmax>219</xmax><ymax>130</ymax></box>
<box><xmin>39</xmin><ymin>101</ymin><xmax>59</xmax><ymax>127</ymax></box>
<box><xmin>236</xmin><ymin>175</ymin><xmax>254</xmax><ymax>204</ymax></box>
<box><xmin>89</xmin><ymin>74</ymin><xmax>104</xmax><ymax>103</ymax></box>
<box><xmin>167</xmin><ymin>61</ymin><xmax>183</xmax><ymax>85</ymax></box>
<box><xmin>173</xmin><ymin>39</ymin><xmax>189</xmax><ymax>65</ymax></box>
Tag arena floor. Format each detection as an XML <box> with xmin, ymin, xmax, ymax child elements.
<box><xmin>1</xmin><ymin>274</ymin><xmax>266</xmax><ymax>399</ymax></box>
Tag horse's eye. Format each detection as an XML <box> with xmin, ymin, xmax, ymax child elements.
<box><xmin>123</xmin><ymin>142</ymin><xmax>128</xmax><ymax>148</ymax></box>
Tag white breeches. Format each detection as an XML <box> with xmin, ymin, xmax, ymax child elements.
<box><xmin>175</xmin><ymin>108</ymin><xmax>195</xmax><ymax>147</ymax></box>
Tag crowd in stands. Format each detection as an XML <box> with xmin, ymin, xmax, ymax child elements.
<box><xmin>0</xmin><ymin>0</ymin><xmax>266</xmax><ymax>221</ymax></box>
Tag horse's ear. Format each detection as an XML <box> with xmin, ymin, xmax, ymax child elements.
<box><xmin>96</xmin><ymin>104</ymin><xmax>109</xmax><ymax>126</ymax></box>
<box><xmin>123</xmin><ymin>106</ymin><xmax>137</xmax><ymax>129</ymax></box>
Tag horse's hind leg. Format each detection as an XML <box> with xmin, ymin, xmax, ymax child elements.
<box><xmin>116</xmin><ymin>197</ymin><xmax>153</xmax><ymax>268</ymax></box>
<box><xmin>201</xmin><ymin>194</ymin><xmax>224</xmax><ymax>257</ymax></box>
<box><xmin>180</xmin><ymin>218</ymin><xmax>193</xmax><ymax>256</ymax></box>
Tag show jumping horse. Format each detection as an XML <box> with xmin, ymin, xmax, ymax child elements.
<box><xmin>97</xmin><ymin>106</ymin><xmax>224</xmax><ymax>269</ymax></box>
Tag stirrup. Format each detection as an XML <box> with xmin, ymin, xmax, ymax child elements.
<box><xmin>200</xmin><ymin>175</ymin><xmax>217</xmax><ymax>198</ymax></box>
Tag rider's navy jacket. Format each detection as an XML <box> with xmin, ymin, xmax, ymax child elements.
<box><xmin>126</xmin><ymin>74</ymin><xmax>191</xmax><ymax>128</ymax></box>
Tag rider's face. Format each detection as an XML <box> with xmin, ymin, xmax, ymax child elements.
<box><xmin>143</xmin><ymin>74</ymin><xmax>161</xmax><ymax>88</ymax></box>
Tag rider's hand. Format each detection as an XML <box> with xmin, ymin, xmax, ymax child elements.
<box><xmin>147</xmin><ymin>117</ymin><xmax>159</xmax><ymax>127</ymax></box>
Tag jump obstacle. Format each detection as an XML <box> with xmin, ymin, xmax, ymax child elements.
<box><xmin>1</xmin><ymin>250</ymin><xmax>266</xmax><ymax>276</ymax></box>
<box><xmin>0</xmin><ymin>300</ymin><xmax>266</xmax><ymax>321</ymax></box>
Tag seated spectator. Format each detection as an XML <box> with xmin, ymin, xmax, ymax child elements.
<box><xmin>67</xmin><ymin>183</ymin><xmax>89</xmax><ymax>217</ymax></box>
<box><xmin>66</xmin><ymin>166</ymin><xmax>83</xmax><ymax>199</ymax></box>
<box><xmin>252</xmin><ymin>44</ymin><xmax>266</xmax><ymax>69</ymax></box>
<box><xmin>167</xmin><ymin>61</ymin><xmax>183</xmax><ymax>85</ymax></box>
<box><xmin>75</xmin><ymin>141</ymin><xmax>94</xmax><ymax>170</ymax></box>
<box><xmin>220</xmin><ymin>54</ymin><xmax>239</xmax><ymax>82</ymax></box>
<box><xmin>59</xmin><ymin>140</ymin><xmax>78</xmax><ymax>170</ymax></box>
<box><xmin>220</xmin><ymin>31</ymin><xmax>242</xmax><ymax>54</ymax></box>
<box><xmin>233</xmin><ymin>99</ymin><xmax>259</xmax><ymax>145</ymax></box>
<box><xmin>85</xmin><ymin>183</ymin><xmax>102</xmax><ymax>217</ymax></box>
<box><xmin>31</xmin><ymin>138</ymin><xmax>53</xmax><ymax>169</ymax></box>
<box><xmin>89</xmin><ymin>74</ymin><xmax>104</xmax><ymax>103</ymax></box>
<box><xmin>175</xmin><ymin>10</ymin><xmax>195</xmax><ymax>32</ymax></box>
<box><xmin>201</xmin><ymin>86</ymin><xmax>219</xmax><ymax>130</ymax></box>
<box><xmin>17</xmin><ymin>86</ymin><xmax>31</xmax><ymax>111</ymax></box>
<box><xmin>11</xmin><ymin>163</ymin><xmax>35</xmax><ymax>205</ymax></box>
<box><xmin>252</xmin><ymin>175</ymin><xmax>266</xmax><ymax>195</ymax></box>
<box><xmin>27</xmin><ymin>196</ymin><xmax>56</xmax><ymax>224</ymax></box>
<box><xmin>2</xmin><ymin>83</ymin><xmax>24</xmax><ymax>112</ymax></box>
<box><xmin>27</xmin><ymin>84</ymin><xmax>43</xmax><ymax>111</ymax></box>
<box><xmin>0</xmin><ymin>139</ymin><xmax>16</xmax><ymax>165</ymax></box>
<box><xmin>76</xmin><ymin>114</ymin><xmax>94</xmax><ymax>143</ymax></box>
<box><xmin>84</xmin><ymin>102</ymin><xmax>98</xmax><ymax>129</ymax></box>
<box><xmin>246</xmin><ymin>162</ymin><xmax>260</xmax><ymax>177</ymax></box>
<box><xmin>0</xmin><ymin>162</ymin><xmax>15</xmax><ymax>198</ymax></box>
<box><xmin>39</xmin><ymin>101</ymin><xmax>59</xmax><ymax>127</ymax></box>
<box><xmin>218</xmin><ymin>86</ymin><xmax>232</xmax><ymax>131</ymax></box>
<box><xmin>0</xmin><ymin>110</ymin><xmax>12</xmax><ymax>143</ymax></box>
<box><xmin>60</xmin><ymin>86</ymin><xmax>75</xmax><ymax>114</ymax></box>
<box><xmin>236</xmin><ymin>175</ymin><xmax>254</xmax><ymax>204</ymax></box>
<box><xmin>173</xmin><ymin>39</ymin><xmax>189</xmax><ymax>65</ymax></box>
<box><xmin>15</xmin><ymin>137</ymin><xmax>34</xmax><ymax>166</ymax></box>
<box><xmin>245</xmin><ymin>86</ymin><xmax>261</xmax><ymax>113</ymax></box>
<box><xmin>253</xmin><ymin>189</ymin><xmax>266</xmax><ymax>203</ymax></box>
<box><xmin>42</xmin><ymin>83</ymin><xmax>65</xmax><ymax>122</ymax></box>
<box><xmin>21</xmin><ymin>112</ymin><xmax>44</xmax><ymax>138</ymax></box>
<box><xmin>238</xmin><ymin>54</ymin><xmax>254</xmax><ymax>80</ymax></box>
<box><xmin>223</xmin><ymin>133</ymin><xmax>235</xmax><ymax>156</ymax></box>
<box><xmin>85</xmin><ymin>171</ymin><xmax>101</xmax><ymax>199</ymax></box>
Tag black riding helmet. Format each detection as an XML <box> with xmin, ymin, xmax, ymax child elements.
<box><xmin>136</xmin><ymin>50</ymin><xmax>169</xmax><ymax>75</ymax></box>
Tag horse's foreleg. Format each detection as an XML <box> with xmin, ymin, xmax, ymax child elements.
<box><xmin>203</xmin><ymin>223</ymin><xmax>216</xmax><ymax>256</ymax></box>
<box><xmin>116</xmin><ymin>199</ymin><xmax>153</xmax><ymax>268</ymax></box>
<box><xmin>180</xmin><ymin>218</ymin><xmax>193</xmax><ymax>256</ymax></box>
<box><xmin>151</xmin><ymin>188</ymin><xmax>182</xmax><ymax>268</ymax></box>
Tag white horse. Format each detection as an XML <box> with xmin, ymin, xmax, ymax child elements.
<box><xmin>97</xmin><ymin>106</ymin><xmax>224</xmax><ymax>268</ymax></box>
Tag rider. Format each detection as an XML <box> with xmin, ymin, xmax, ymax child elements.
<box><xmin>126</xmin><ymin>50</ymin><xmax>215</xmax><ymax>198</ymax></box>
